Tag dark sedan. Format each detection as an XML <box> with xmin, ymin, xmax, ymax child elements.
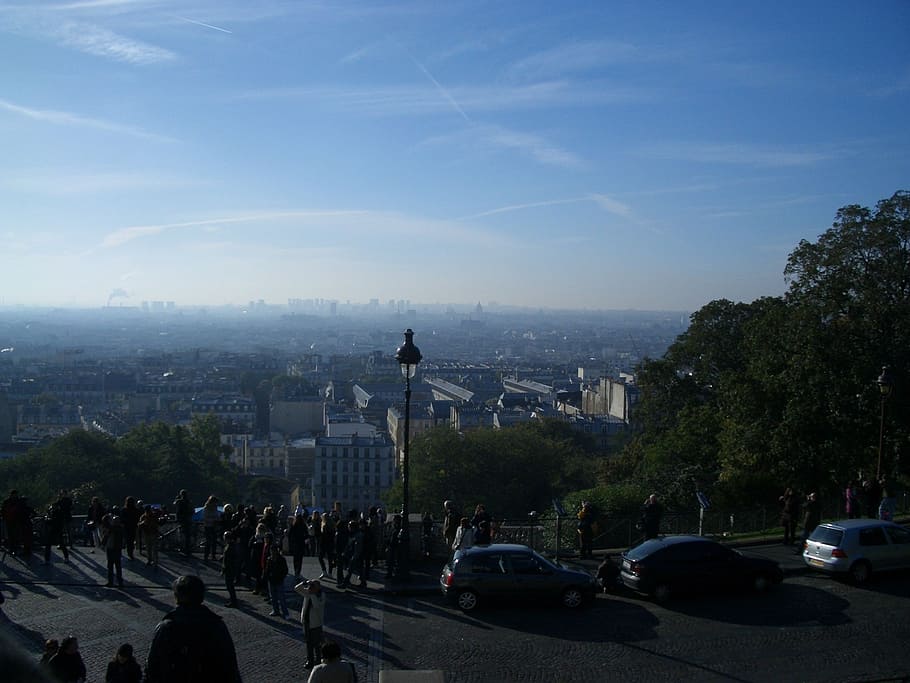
<box><xmin>440</xmin><ymin>543</ymin><xmax>597</xmax><ymax>611</ymax></box>
<box><xmin>620</xmin><ymin>535</ymin><xmax>783</xmax><ymax>602</ymax></box>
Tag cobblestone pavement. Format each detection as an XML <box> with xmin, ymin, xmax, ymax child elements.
<box><xmin>3</xmin><ymin>542</ymin><xmax>907</xmax><ymax>682</ymax></box>
<box><xmin>0</xmin><ymin>546</ymin><xmax>391</xmax><ymax>682</ymax></box>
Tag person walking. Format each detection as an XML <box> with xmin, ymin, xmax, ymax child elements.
<box><xmin>576</xmin><ymin>501</ymin><xmax>595</xmax><ymax>559</ymax></box>
<box><xmin>318</xmin><ymin>513</ymin><xmax>334</xmax><ymax>579</ymax></box>
<box><xmin>222</xmin><ymin>531</ymin><xmax>241</xmax><ymax>608</ymax></box>
<box><xmin>86</xmin><ymin>497</ymin><xmax>106</xmax><ymax>552</ymax></box>
<box><xmin>144</xmin><ymin>575</ymin><xmax>242</xmax><ymax>683</ymax></box>
<box><xmin>340</xmin><ymin>520</ymin><xmax>364</xmax><ymax>589</ymax></box>
<box><xmin>294</xmin><ymin>578</ymin><xmax>326</xmax><ymax>670</ymax></box>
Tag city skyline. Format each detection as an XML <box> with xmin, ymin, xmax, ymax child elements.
<box><xmin>1</xmin><ymin>1</ymin><xmax>908</xmax><ymax>311</ymax></box>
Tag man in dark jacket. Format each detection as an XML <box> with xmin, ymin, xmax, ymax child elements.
<box><xmin>174</xmin><ymin>490</ymin><xmax>193</xmax><ymax>556</ymax></box>
<box><xmin>145</xmin><ymin>574</ymin><xmax>242</xmax><ymax>683</ymax></box>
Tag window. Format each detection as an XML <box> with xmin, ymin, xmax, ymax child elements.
<box><xmin>886</xmin><ymin>526</ymin><xmax>910</xmax><ymax>545</ymax></box>
<box><xmin>353</xmin><ymin>448</ymin><xmax>359</xmax><ymax>457</ymax></box>
<box><xmin>470</xmin><ymin>555</ymin><xmax>507</xmax><ymax>574</ymax></box>
<box><xmin>859</xmin><ymin>527</ymin><xmax>888</xmax><ymax>546</ymax></box>
<box><xmin>343</xmin><ymin>448</ymin><xmax>348</xmax><ymax>458</ymax></box>
<box><xmin>510</xmin><ymin>554</ymin><xmax>544</xmax><ymax>575</ymax></box>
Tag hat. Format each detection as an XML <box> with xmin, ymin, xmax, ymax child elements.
<box><xmin>117</xmin><ymin>643</ymin><xmax>133</xmax><ymax>658</ymax></box>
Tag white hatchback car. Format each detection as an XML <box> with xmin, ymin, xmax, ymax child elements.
<box><xmin>803</xmin><ymin>519</ymin><xmax>910</xmax><ymax>584</ymax></box>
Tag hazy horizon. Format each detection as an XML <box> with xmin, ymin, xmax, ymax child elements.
<box><xmin>2</xmin><ymin>2</ymin><xmax>907</xmax><ymax>311</ymax></box>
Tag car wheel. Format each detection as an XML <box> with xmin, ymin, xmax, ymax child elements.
<box><xmin>849</xmin><ymin>560</ymin><xmax>872</xmax><ymax>585</ymax></box>
<box><xmin>561</xmin><ymin>587</ymin><xmax>584</xmax><ymax>609</ymax></box>
<box><xmin>753</xmin><ymin>573</ymin><xmax>771</xmax><ymax>592</ymax></box>
<box><xmin>652</xmin><ymin>583</ymin><xmax>671</xmax><ymax>603</ymax></box>
<box><xmin>456</xmin><ymin>589</ymin><xmax>479</xmax><ymax>611</ymax></box>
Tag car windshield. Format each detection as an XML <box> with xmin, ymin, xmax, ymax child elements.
<box><xmin>808</xmin><ymin>526</ymin><xmax>844</xmax><ymax>546</ymax></box>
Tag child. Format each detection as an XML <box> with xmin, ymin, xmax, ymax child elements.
<box><xmin>105</xmin><ymin>643</ymin><xmax>142</xmax><ymax>683</ymax></box>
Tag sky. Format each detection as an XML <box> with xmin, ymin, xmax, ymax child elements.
<box><xmin>1</xmin><ymin>1</ymin><xmax>908</xmax><ymax>312</ymax></box>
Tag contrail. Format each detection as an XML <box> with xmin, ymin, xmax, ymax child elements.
<box><xmin>175</xmin><ymin>15</ymin><xmax>233</xmax><ymax>34</ymax></box>
<box><xmin>410</xmin><ymin>56</ymin><xmax>470</xmax><ymax>122</ymax></box>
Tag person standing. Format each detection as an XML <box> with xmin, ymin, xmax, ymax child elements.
<box><xmin>340</xmin><ymin>520</ymin><xmax>364</xmax><ymax>589</ymax></box>
<box><xmin>222</xmin><ymin>531</ymin><xmax>240</xmax><ymax>608</ymax></box>
<box><xmin>104</xmin><ymin>643</ymin><xmax>142</xmax><ymax>683</ymax></box>
<box><xmin>144</xmin><ymin>575</ymin><xmax>242</xmax><ymax>683</ymax></box>
<box><xmin>101</xmin><ymin>512</ymin><xmax>125</xmax><ymax>587</ymax></box>
<box><xmin>878</xmin><ymin>488</ymin><xmax>896</xmax><ymax>521</ymax></box>
<box><xmin>576</xmin><ymin>501</ymin><xmax>594</xmax><ymax>559</ymax></box>
<box><xmin>48</xmin><ymin>636</ymin><xmax>86</xmax><ymax>683</ymax></box>
<box><xmin>202</xmin><ymin>495</ymin><xmax>220</xmax><ymax>561</ymax></box>
<box><xmin>452</xmin><ymin>517</ymin><xmax>474</xmax><ymax>553</ymax></box>
<box><xmin>288</xmin><ymin>514</ymin><xmax>308</xmax><ymax>581</ymax></box>
<box><xmin>442</xmin><ymin>500</ymin><xmax>461</xmax><ymax>548</ymax></box>
<box><xmin>265</xmin><ymin>544</ymin><xmax>290</xmax><ymax>618</ymax></box>
<box><xmin>641</xmin><ymin>494</ymin><xmax>663</xmax><ymax>541</ymax></box>
<box><xmin>174</xmin><ymin>490</ymin><xmax>193</xmax><ymax>556</ymax></box>
<box><xmin>801</xmin><ymin>492</ymin><xmax>821</xmax><ymax>548</ymax></box>
<box><xmin>138</xmin><ymin>505</ymin><xmax>160</xmax><ymax>568</ymax></box>
<box><xmin>43</xmin><ymin>495</ymin><xmax>70</xmax><ymax>566</ymax></box>
<box><xmin>121</xmin><ymin>497</ymin><xmax>140</xmax><ymax>562</ymax></box>
<box><xmin>844</xmin><ymin>482</ymin><xmax>859</xmax><ymax>519</ymax></box>
<box><xmin>306</xmin><ymin>641</ymin><xmax>356</xmax><ymax>683</ymax></box>
<box><xmin>318</xmin><ymin>513</ymin><xmax>334</xmax><ymax>579</ymax></box>
<box><xmin>779</xmin><ymin>488</ymin><xmax>800</xmax><ymax>546</ymax></box>
<box><xmin>294</xmin><ymin>579</ymin><xmax>325</xmax><ymax>670</ymax></box>
<box><xmin>86</xmin><ymin>497</ymin><xmax>106</xmax><ymax>552</ymax></box>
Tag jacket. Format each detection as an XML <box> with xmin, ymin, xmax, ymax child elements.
<box><xmin>294</xmin><ymin>581</ymin><xmax>325</xmax><ymax>630</ymax></box>
<box><xmin>144</xmin><ymin>604</ymin><xmax>242</xmax><ymax>683</ymax></box>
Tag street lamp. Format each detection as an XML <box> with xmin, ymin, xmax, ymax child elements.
<box><xmin>394</xmin><ymin>328</ymin><xmax>422</xmax><ymax>580</ymax></box>
<box><xmin>876</xmin><ymin>365</ymin><xmax>894</xmax><ymax>480</ymax></box>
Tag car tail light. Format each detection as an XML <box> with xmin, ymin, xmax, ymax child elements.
<box><xmin>443</xmin><ymin>571</ymin><xmax>454</xmax><ymax>587</ymax></box>
<box><xmin>831</xmin><ymin>549</ymin><xmax>848</xmax><ymax>559</ymax></box>
<box><xmin>629</xmin><ymin>561</ymin><xmax>643</xmax><ymax>576</ymax></box>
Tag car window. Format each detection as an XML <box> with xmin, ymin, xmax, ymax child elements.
<box><xmin>469</xmin><ymin>554</ymin><xmax>507</xmax><ymax>574</ymax></box>
<box><xmin>808</xmin><ymin>526</ymin><xmax>843</xmax><ymax>546</ymax></box>
<box><xmin>885</xmin><ymin>526</ymin><xmax>910</xmax><ymax>545</ymax></box>
<box><xmin>510</xmin><ymin>554</ymin><xmax>545</xmax><ymax>575</ymax></box>
<box><xmin>858</xmin><ymin>527</ymin><xmax>888</xmax><ymax>546</ymax></box>
<box><xmin>668</xmin><ymin>542</ymin><xmax>717</xmax><ymax>562</ymax></box>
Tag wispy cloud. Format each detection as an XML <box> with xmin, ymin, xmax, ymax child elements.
<box><xmin>419</xmin><ymin>123</ymin><xmax>582</xmax><ymax>168</ymax></box>
<box><xmin>641</xmin><ymin>142</ymin><xmax>841</xmax><ymax>167</ymax></box>
<box><xmin>52</xmin><ymin>20</ymin><xmax>177</xmax><ymax>63</ymax></box>
<box><xmin>234</xmin><ymin>80</ymin><xmax>652</xmax><ymax>114</ymax></box>
<box><xmin>456</xmin><ymin>194</ymin><xmax>634</xmax><ymax>221</ymax></box>
<box><xmin>99</xmin><ymin>211</ymin><xmax>370</xmax><ymax>248</ymax></box>
<box><xmin>507</xmin><ymin>40</ymin><xmax>645</xmax><ymax>80</ymax></box>
<box><xmin>1</xmin><ymin>170</ymin><xmax>200</xmax><ymax>194</ymax></box>
<box><xmin>0</xmin><ymin>98</ymin><xmax>174</xmax><ymax>141</ymax></box>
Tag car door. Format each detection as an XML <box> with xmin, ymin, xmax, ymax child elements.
<box><xmin>507</xmin><ymin>552</ymin><xmax>557</xmax><ymax>601</ymax></box>
<box><xmin>883</xmin><ymin>525</ymin><xmax>910</xmax><ymax>570</ymax></box>
<box><xmin>467</xmin><ymin>551</ymin><xmax>515</xmax><ymax>599</ymax></box>
<box><xmin>857</xmin><ymin>526</ymin><xmax>891</xmax><ymax>569</ymax></box>
<box><xmin>688</xmin><ymin>542</ymin><xmax>741</xmax><ymax>591</ymax></box>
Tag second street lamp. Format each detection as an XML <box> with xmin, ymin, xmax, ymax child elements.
<box><xmin>876</xmin><ymin>365</ymin><xmax>894</xmax><ymax>480</ymax></box>
<box><xmin>394</xmin><ymin>328</ymin><xmax>422</xmax><ymax>580</ymax></box>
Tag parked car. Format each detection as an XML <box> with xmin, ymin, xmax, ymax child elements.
<box><xmin>439</xmin><ymin>543</ymin><xmax>597</xmax><ymax>612</ymax></box>
<box><xmin>620</xmin><ymin>535</ymin><xmax>783</xmax><ymax>602</ymax></box>
<box><xmin>802</xmin><ymin>519</ymin><xmax>910</xmax><ymax>584</ymax></box>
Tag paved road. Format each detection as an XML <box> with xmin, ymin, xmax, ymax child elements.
<box><xmin>2</xmin><ymin>544</ymin><xmax>909</xmax><ymax>682</ymax></box>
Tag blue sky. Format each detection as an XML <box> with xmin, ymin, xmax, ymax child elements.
<box><xmin>1</xmin><ymin>0</ymin><xmax>908</xmax><ymax>311</ymax></box>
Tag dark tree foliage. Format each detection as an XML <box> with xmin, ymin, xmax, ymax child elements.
<box><xmin>624</xmin><ymin>191</ymin><xmax>909</xmax><ymax>509</ymax></box>
<box><xmin>0</xmin><ymin>414</ymin><xmax>238</xmax><ymax>510</ymax></box>
<box><xmin>385</xmin><ymin>420</ymin><xmax>597</xmax><ymax>519</ymax></box>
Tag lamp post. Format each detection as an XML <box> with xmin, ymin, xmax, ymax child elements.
<box><xmin>876</xmin><ymin>365</ymin><xmax>893</xmax><ymax>480</ymax></box>
<box><xmin>394</xmin><ymin>328</ymin><xmax>422</xmax><ymax>580</ymax></box>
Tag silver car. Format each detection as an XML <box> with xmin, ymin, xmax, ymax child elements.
<box><xmin>803</xmin><ymin>519</ymin><xmax>910</xmax><ymax>584</ymax></box>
